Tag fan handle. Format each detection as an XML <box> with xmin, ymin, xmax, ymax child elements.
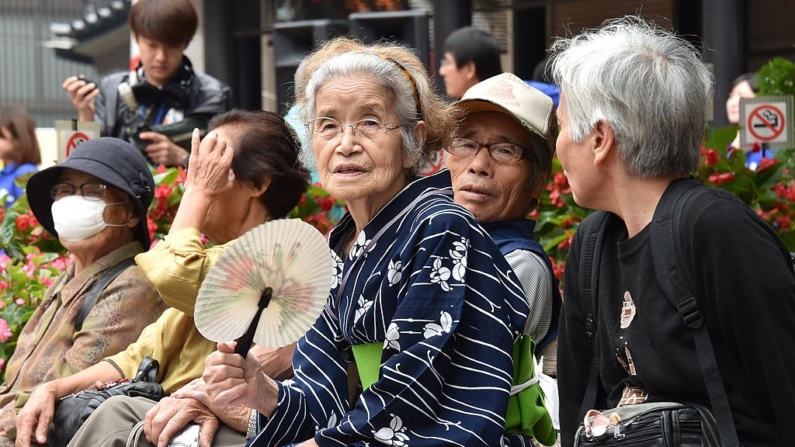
<box><xmin>235</xmin><ymin>287</ymin><xmax>273</xmax><ymax>357</ymax></box>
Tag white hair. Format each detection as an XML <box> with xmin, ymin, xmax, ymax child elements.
<box><xmin>550</xmin><ymin>16</ymin><xmax>713</xmax><ymax>177</ymax></box>
<box><xmin>300</xmin><ymin>51</ymin><xmax>428</xmax><ymax>176</ymax></box>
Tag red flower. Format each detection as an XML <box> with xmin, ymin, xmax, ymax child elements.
<box><xmin>708</xmin><ymin>172</ymin><xmax>735</xmax><ymax>185</ymax></box>
<box><xmin>147</xmin><ymin>217</ymin><xmax>158</xmax><ymax>240</ymax></box>
<box><xmin>175</xmin><ymin>166</ymin><xmax>187</xmax><ymax>184</ymax></box>
<box><xmin>702</xmin><ymin>148</ymin><xmax>719</xmax><ymax>167</ymax></box>
<box><xmin>550</xmin><ymin>257</ymin><xmax>565</xmax><ymax>280</ymax></box>
<box><xmin>318</xmin><ymin>197</ymin><xmax>335</xmax><ymax>212</ymax></box>
<box><xmin>757</xmin><ymin>157</ymin><xmax>779</xmax><ymax>172</ymax></box>
<box><xmin>751</xmin><ymin>141</ymin><xmax>762</xmax><ymax>153</ymax></box>
<box><xmin>549</xmin><ymin>190</ymin><xmax>566</xmax><ymax>208</ymax></box>
<box><xmin>15</xmin><ymin>215</ymin><xmax>30</xmax><ymax>231</ymax></box>
<box><xmin>155</xmin><ymin>184</ymin><xmax>173</xmax><ymax>199</ymax></box>
<box><xmin>775</xmin><ymin>214</ymin><xmax>793</xmax><ymax>229</ymax></box>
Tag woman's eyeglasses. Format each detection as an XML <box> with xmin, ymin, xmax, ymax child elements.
<box><xmin>50</xmin><ymin>182</ymin><xmax>110</xmax><ymax>201</ymax></box>
<box><xmin>445</xmin><ymin>137</ymin><xmax>527</xmax><ymax>163</ymax></box>
<box><xmin>306</xmin><ymin>117</ymin><xmax>401</xmax><ymax>141</ymax></box>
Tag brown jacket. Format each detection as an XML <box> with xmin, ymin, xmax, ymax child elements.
<box><xmin>0</xmin><ymin>242</ymin><xmax>166</xmax><ymax>443</ymax></box>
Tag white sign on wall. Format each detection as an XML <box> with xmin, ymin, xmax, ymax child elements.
<box><xmin>739</xmin><ymin>96</ymin><xmax>794</xmax><ymax>150</ymax></box>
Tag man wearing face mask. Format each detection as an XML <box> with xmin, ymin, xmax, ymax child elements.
<box><xmin>0</xmin><ymin>138</ymin><xmax>167</xmax><ymax>446</ymax></box>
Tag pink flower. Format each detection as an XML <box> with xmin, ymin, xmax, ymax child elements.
<box><xmin>0</xmin><ymin>358</ymin><xmax>5</xmax><ymax>372</ymax></box>
<box><xmin>0</xmin><ymin>281</ymin><xmax>8</xmax><ymax>291</ymax></box>
<box><xmin>49</xmin><ymin>256</ymin><xmax>68</xmax><ymax>272</ymax></box>
<box><xmin>15</xmin><ymin>298</ymin><xmax>25</xmax><ymax>306</ymax></box>
<box><xmin>0</xmin><ymin>319</ymin><xmax>13</xmax><ymax>343</ymax></box>
<box><xmin>22</xmin><ymin>262</ymin><xmax>36</xmax><ymax>279</ymax></box>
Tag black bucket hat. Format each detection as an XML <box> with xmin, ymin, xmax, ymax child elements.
<box><xmin>27</xmin><ymin>137</ymin><xmax>155</xmax><ymax>248</ymax></box>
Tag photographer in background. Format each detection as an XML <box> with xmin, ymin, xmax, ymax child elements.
<box><xmin>62</xmin><ymin>0</ymin><xmax>233</xmax><ymax>168</ymax></box>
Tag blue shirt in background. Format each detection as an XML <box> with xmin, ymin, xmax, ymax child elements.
<box><xmin>0</xmin><ymin>162</ymin><xmax>37</xmax><ymax>205</ymax></box>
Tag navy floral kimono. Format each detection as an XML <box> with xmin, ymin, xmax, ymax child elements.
<box><xmin>250</xmin><ymin>172</ymin><xmax>533</xmax><ymax>446</ymax></box>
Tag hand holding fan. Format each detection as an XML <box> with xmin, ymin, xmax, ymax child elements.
<box><xmin>194</xmin><ymin>219</ymin><xmax>334</xmax><ymax>357</ymax></box>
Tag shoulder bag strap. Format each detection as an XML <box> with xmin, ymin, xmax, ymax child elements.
<box><xmin>577</xmin><ymin>211</ymin><xmax>614</xmax><ymax>417</ymax></box>
<box><xmin>649</xmin><ymin>179</ymin><xmax>740</xmax><ymax>447</ymax></box>
<box><xmin>75</xmin><ymin>257</ymin><xmax>136</xmax><ymax>331</ymax></box>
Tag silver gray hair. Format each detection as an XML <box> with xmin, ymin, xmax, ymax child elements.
<box><xmin>300</xmin><ymin>51</ymin><xmax>428</xmax><ymax>176</ymax></box>
<box><xmin>549</xmin><ymin>16</ymin><xmax>713</xmax><ymax>177</ymax></box>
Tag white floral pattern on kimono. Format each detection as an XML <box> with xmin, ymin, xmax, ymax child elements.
<box><xmin>249</xmin><ymin>172</ymin><xmax>533</xmax><ymax>447</ymax></box>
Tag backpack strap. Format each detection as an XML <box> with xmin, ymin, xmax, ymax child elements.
<box><xmin>649</xmin><ymin>178</ymin><xmax>740</xmax><ymax>447</ymax></box>
<box><xmin>575</xmin><ymin>210</ymin><xmax>617</xmax><ymax>417</ymax></box>
<box><xmin>75</xmin><ymin>257</ymin><xmax>136</xmax><ymax>331</ymax></box>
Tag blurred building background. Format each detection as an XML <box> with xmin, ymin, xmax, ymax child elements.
<box><xmin>1</xmin><ymin>0</ymin><xmax>793</xmax><ymax>129</ymax></box>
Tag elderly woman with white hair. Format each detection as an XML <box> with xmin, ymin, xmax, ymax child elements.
<box><xmin>199</xmin><ymin>39</ymin><xmax>538</xmax><ymax>447</ymax></box>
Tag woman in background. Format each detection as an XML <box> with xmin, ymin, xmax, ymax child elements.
<box><xmin>725</xmin><ymin>73</ymin><xmax>767</xmax><ymax>170</ymax></box>
<box><xmin>0</xmin><ymin>107</ymin><xmax>41</xmax><ymax>205</ymax></box>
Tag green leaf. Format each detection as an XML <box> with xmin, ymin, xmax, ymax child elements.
<box><xmin>152</xmin><ymin>169</ymin><xmax>180</xmax><ymax>185</ymax></box>
<box><xmin>757</xmin><ymin>57</ymin><xmax>795</xmax><ymax>96</ymax></box>
<box><xmin>705</xmin><ymin>126</ymin><xmax>739</xmax><ymax>151</ymax></box>
<box><xmin>778</xmin><ymin>230</ymin><xmax>795</xmax><ymax>251</ymax></box>
<box><xmin>541</xmin><ymin>232</ymin><xmax>570</xmax><ymax>253</ymax></box>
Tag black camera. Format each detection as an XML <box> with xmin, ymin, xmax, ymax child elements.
<box><xmin>76</xmin><ymin>75</ymin><xmax>96</xmax><ymax>87</ymax></box>
<box><xmin>129</xmin><ymin>114</ymin><xmax>210</xmax><ymax>154</ymax></box>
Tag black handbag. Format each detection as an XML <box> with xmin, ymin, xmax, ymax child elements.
<box><xmin>48</xmin><ymin>357</ymin><xmax>165</xmax><ymax>447</ymax></box>
<box><xmin>574</xmin><ymin>402</ymin><xmax>720</xmax><ymax>446</ymax></box>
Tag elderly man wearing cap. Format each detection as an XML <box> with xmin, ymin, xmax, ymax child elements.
<box><xmin>444</xmin><ymin>72</ymin><xmax>561</xmax><ymax>445</ymax></box>
<box><xmin>0</xmin><ymin>138</ymin><xmax>166</xmax><ymax>446</ymax></box>
<box><xmin>445</xmin><ymin>72</ymin><xmax>561</xmax><ymax>352</ymax></box>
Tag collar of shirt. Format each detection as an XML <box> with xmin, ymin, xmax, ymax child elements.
<box><xmin>59</xmin><ymin>241</ymin><xmax>144</xmax><ymax>306</ymax></box>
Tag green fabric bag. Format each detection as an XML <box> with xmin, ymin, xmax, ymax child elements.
<box><xmin>506</xmin><ymin>335</ymin><xmax>557</xmax><ymax>445</ymax></box>
<box><xmin>351</xmin><ymin>335</ymin><xmax>556</xmax><ymax>445</ymax></box>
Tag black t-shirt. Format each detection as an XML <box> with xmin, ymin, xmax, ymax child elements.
<box><xmin>558</xmin><ymin>184</ymin><xmax>795</xmax><ymax>447</ymax></box>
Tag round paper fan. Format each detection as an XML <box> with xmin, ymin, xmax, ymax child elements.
<box><xmin>195</xmin><ymin>219</ymin><xmax>334</xmax><ymax>354</ymax></box>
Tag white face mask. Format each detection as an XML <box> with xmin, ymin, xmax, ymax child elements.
<box><xmin>51</xmin><ymin>195</ymin><xmax>128</xmax><ymax>242</ymax></box>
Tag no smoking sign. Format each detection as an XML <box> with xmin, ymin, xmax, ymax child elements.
<box><xmin>740</xmin><ymin>96</ymin><xmax>794</xmax><ymax>150</ymax></box>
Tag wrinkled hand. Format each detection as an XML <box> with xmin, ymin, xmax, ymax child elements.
<box><xmin>184</xmin><ymin>129</ymin><xmax>235</xmax><ymax>197</ymax></box>
<box><xmin>140</xmin><ymin>131</ymin><xmax>188</xmax><ymax>167</ymax></box>
<box><xmin>14</xmin><ymin>383</ymin><xmax>58</xmax><ymax>447</ymax></box>
<box><xmin>170</xmin><ymin>378</ymin><xmax>249</xmax><ymax>433</ymax></box>
<box><xmin>144</xmin><ymin>393</ymin><xmax>219</xmax><ymax>447</ymax></box>
<box><xmin>62</xmin><ymin>76</ymin><xmax>98</xmax><ymax>121</ymax></box>
<box><xmin>203</xmin><ymin>342</ymin><xmax>278</xmax><ymax>417</ymax></box>
<box><xmin>249</xmin><ymin>343</ymin><xmax>296</xmax><ymax>381</ymax></box>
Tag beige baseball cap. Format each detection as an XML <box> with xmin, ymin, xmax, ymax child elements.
<box><xmin>458</xmin><ymin>72</ymin><xmax>554</xmax><ymax>140</ymax></box>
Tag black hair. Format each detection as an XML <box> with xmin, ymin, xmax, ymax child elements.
<box><xmin>731</xmin><ymin>73</ymin><xmax>759</xmax><ymax>93</ymax></box>
<box><xmin>129</xmin><ymin>0</ymin><xmax>198</xmax><ymax>48</ymax></box>
<box><xmin>208</xmin><ymin>109</ymin><xmax>309</xmax><ymax>219</ymax></box>
<box><xmin>443</xmin><ymin>27</ymin><xmax>502</xmax><ymax>82</ymax></box>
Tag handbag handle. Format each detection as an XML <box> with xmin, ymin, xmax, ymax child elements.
<box><xmin>133</xmin><ymin>357</ymin><xmax>160</xmax><ymax>383</ymax></box>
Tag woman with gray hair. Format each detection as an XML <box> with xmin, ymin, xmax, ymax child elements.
<box><xmin>200</xmin><ymin>39</ymin><xmax>537</xmax><ymax>446</ymax></box>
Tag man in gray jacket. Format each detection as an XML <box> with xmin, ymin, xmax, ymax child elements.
<box><xmin>63</xmin><ymin>0</ymin><xmax>232</xmax><ymax>168</ymax></box>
